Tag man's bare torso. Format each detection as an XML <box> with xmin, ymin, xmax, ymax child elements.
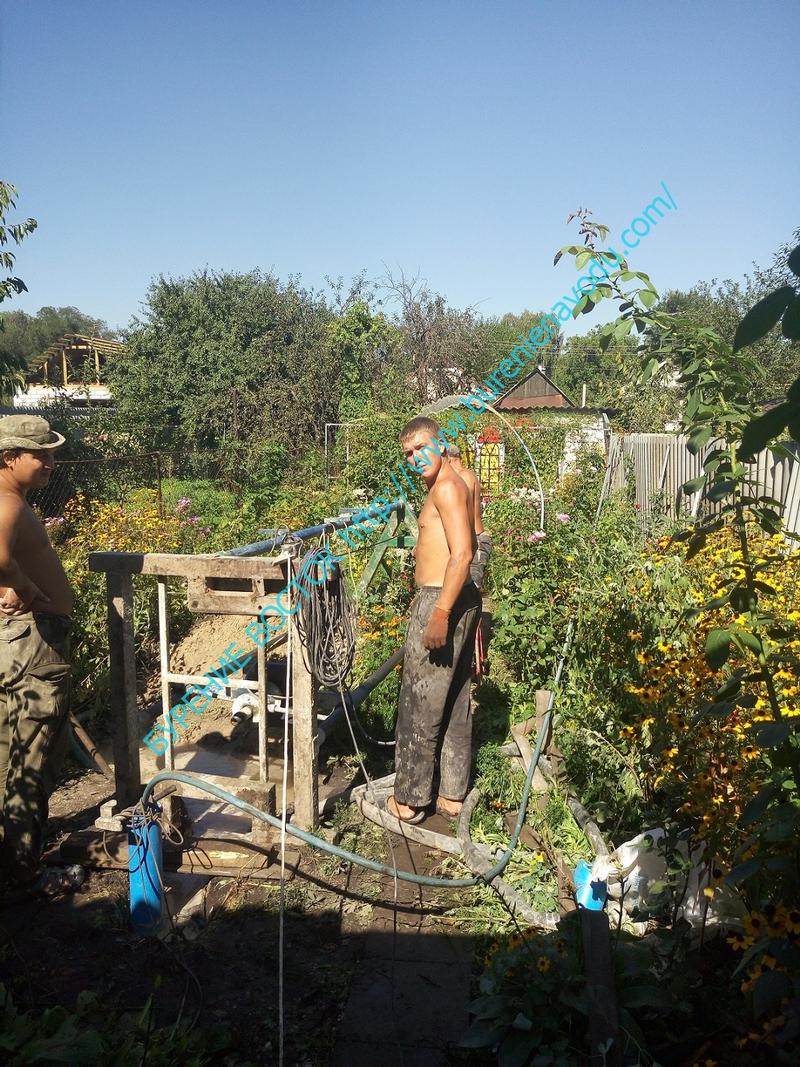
<box><xmin>414</xmin><ymin>470</ymin><xmax>477</xmax><ymax>587</ymax></box>
<box><xmin>0</xmin><ymin>493</ymin><xmax>73</xmax><ymax>616</ymax></box>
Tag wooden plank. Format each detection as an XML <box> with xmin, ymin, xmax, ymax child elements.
<box><xmin>106</xmin><ymin>571</ymin><xmax>141</xmax><ymax>806</ymax></box>
<box><xmin>162</xmin><ymin>770</ymin><xmax>273</xmax><ymax>802</ymax></box>
<box><xmin>580</xmin><ymin>909</ymin><xmax>622</xmax><ymax>1066</ymax></box>
<box><xmin>89</xmin><ymin>551</ymin><xmax>287</xmax><ymax>579</ymax></box>
<box><xmin>290</xmin><ymin>559</ymin><xmax>318</xmax><ymax>830</ymax></box>
<box><xmin>510</xmin><ymin>721</ymin><xmax>548</xmax><ymax>793</ymax></box>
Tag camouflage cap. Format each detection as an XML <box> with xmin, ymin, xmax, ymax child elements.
<box><xmin>0</xmin><ymin>414</ymin><xmax>66</xmax><ymax>450</ymax></box>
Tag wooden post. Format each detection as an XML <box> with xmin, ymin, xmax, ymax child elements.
<box><xmin>580</xmin><ymin>909</ymin><xmax>622</xmax><ymax>1066</ymax></box>
<box><xmin>290</xmin><ymin>559</ymin><xmax>318</xmax><ymax>830</ymax></box>
<box><xmin>106</xmin><ymin>571</ymin><xmax>141</xmax><ymax>806</ymax></box>
<box><xmin>534</xmin><ymin>689</ymin><xmax>552</xmax><ymax>749</ymax></box>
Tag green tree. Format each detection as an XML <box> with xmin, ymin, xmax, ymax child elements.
<box><xmin>482</xmin><ymin>309</ymin><xmax>564</xmax><ymax>379</ymax></box>
<box><xmin>108</xmin><ymin>269</ymin><xmax>338</xmax><ymax>459</ymax></box>
<box><xmin>0</xmin><ymin>181</ymin><xmax>37</xmax><ymax>398</ymax></box>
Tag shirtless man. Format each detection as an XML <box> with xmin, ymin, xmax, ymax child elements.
<box><xmin>446</xmin><ymin>443</ymin><xmax>492</xmax><ymax>590</ymax></box>
<box><xmin>388</xmin><ymin>417</ymin><xmax>481</xmax><ymax>823</ymax></box>
<box><xmin>0</xmin><ymin>415</ymin><xmax>82</xmax><ymax>897</ymax></box>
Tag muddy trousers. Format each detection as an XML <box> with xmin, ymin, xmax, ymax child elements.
<box><xmin>0</xmin><ymin>613</ymin><xmax>72</xmax><ymax>884</ymax></box>
<box><xmin>394</xmin><ymin>584</ymin><xmax>481</xmax><ymax>808</ymax></box>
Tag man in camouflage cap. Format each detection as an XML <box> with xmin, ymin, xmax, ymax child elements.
<box><xmin>0</xmin><ymin>415</ymin><xmax>83</xmax><ymax>898</ymax></box>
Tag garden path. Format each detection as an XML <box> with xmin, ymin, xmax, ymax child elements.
<box><xmin>330</xmin><ymin>828</ymin><xmax>474</xmax><ymax>1067</ymax></box>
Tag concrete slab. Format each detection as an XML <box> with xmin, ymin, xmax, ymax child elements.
<box><xmin>363</xmin><ymin>926</ymin><xmax>473</xmax><ymax>966</ymax></box>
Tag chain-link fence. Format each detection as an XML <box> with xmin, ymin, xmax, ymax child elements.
<box><xmin>29</xmin><ymin>450</ymin><xmax>228</xmax><ymax>517</ymax></box>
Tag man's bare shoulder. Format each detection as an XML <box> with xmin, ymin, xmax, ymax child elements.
<box><xmin>459</xmin><ymin>467</ymin><xmax>480</xmax><ymax>491</ymax></box>
<box><xmin>0</xmin><ymin>490</ymin><xmax>27</xmax><ymax>525</ymax></box>
<box><xmin>432</xmin><ymin>469</ymin><xmax>470</xmax><ymax>509</ymax></box>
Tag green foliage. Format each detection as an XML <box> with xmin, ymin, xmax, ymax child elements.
<box><xmin>0</xmin><ymin>984</ymin><xmax>237</xmax><ymax>1065</ymax></box>
<box><xmin>464</xmin><ymin>914</ymin><xmax>688</xmax><ymax>1066</ymax></box>
<box><xmin>327</xmin><ymin>301</ymin><xmax>401</xmax><ymax>420</ymax></box>
<box><xmin>0</xmin><ymin>180</ymin><xmax>38</xmax><ymax>397</ymax></box>
<box><xmin>0</xmin><ymin>305</ymin><xmax>114</xmax><ymax>368</ymax></box>
<box><xmin>108</xmin><ymin>269</ymin><xmax>338</xmax><ymax>455</ymax></box>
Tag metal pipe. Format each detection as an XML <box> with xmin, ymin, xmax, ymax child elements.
<box><xmin>221</xmin><ymin>501</ymin><xmax>405</xmax><ymax>558</ymax></box>
<box><xmin>318</xmin><ymin>647</ymin><xmax>405</xmax><ymax>743</ymax></box>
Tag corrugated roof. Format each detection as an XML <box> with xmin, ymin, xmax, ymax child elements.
<box><xmin>498</xmin><ymin>401</ymin><xmax>614</xmax><ymax>415</ymax></box>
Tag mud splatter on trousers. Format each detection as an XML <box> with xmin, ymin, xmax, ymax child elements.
<box><xmin>394</xmin><ymin>583</ymin><xmax>480</xmax><ymax>807</ymax></box>
<box><xmin>0</xmin><ymin>612</ymin><xmax>71</xmax><ymax>882</ymax></box>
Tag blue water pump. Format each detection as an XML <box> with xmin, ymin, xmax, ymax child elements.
<box><xmin>128</xmin><ymin>804</ymin><xmax>165</xmax><ymax>935</ymax></box>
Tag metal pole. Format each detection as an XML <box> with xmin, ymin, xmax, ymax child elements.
<box><xmin>221</xmin><ymin>501</ymin><xmax>405</xmax><ymax>558</ymax></box>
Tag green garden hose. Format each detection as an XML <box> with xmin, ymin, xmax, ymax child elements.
<box><xmin>140</xmin><ymin>696</ymin><xmax>553</xmax><ymax>890</ymax></box>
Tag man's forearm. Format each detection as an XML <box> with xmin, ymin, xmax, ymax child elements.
<box><xmin>0</xmin><ymin>559</ymin><xmax>39</xmax><ymax>598</ymax></box>
<box><xmin>435</xmin><ymin>555</ymin><xmax>471</xmax><ymax>612</ymax></box>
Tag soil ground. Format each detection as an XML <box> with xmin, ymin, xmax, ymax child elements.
<box><xmin>0</xmin><ymin>762</ymin><xmax>479</xmax><ymax>1065</ymax></box>
<box><xmin>0</xmin><ymin>614</ymin><xmax>490</xmax><ymax>1066</ymax></box>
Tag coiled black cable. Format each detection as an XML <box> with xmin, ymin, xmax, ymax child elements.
<box><xmin>294</xmin><ymin>547</ymin><xmax>356</xmax><ymax>687</ymax></box>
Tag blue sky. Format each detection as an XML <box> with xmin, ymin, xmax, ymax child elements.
<box><xmin>2</xmin><ymin>0</ymin><xmax>798</xmax><ymax>336</ymax></box>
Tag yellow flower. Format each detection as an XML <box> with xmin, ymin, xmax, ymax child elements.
<box><xmin>536</xmin><ymin>956</ymin><xmax>551</xmax><ymax>973</ymax></box>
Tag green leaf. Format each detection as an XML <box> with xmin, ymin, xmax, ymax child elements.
<box><xmin>731</xmin><ymin>630</ymin><xmax>762</xmax><ymax>656</ymax></box>
<box><xmin>499</xmin><ymin>1031</ymin><xmax>539</xmax><ymax>1067</ymax></box>
<box><xmin>685</xmin><ymin>532</ymin><xmax>707</xmax><ymax>560</ymax></box>
<box><xmin>470</xmin><ymin>995</ymin><xmax>510</xmax><ymax>1020</ymax></box>
<box><xmin>682</xmin><ymin>476</ymin><xmax>706</xmax><ymax>494</ymax></box>
<box><xmin>726</xmin><ymin>856</ymin><xmax>763</xmax><ymax>884</ymax></box>
<box><xmin>733</xmin><ymin>286</ymin><xmax>794</xmax><ymax>352</ymax></box>
<box><xmin>787</xmin><ymin>243</ymin><xmax>800</xmax><ymax>278</ymax></box>
<box><xmin>707</xmin><ymin>478</ymin><xmax>737</xmax><ymax>502</ymax></box>
<box><xmin>575</xmin><ymin>251</ymin><xmax>591</xmax><ymax>269</ymax></box>
<box><xmin>641</xmin><ymin>356</ymin><xmax>659</xmax><ymax>381</ymax></box>
<box><xmin>511</xmin><ymin>1012</ymin><xmax>534</xmax><ymax>1032</ymax></box>
<box><xmin>460</xmin><ymin>1018</ymin><xmax>507</xmax><ymax>1048</ymax></box>
<box><xmin>639</xmin><ymin>289</ymin><xmax>658</xmax><ymax>309</ymax></box>
<box><xmin>741</xmin><ymin>784</ymin><xmax>779</xmax><ymax>827</ymax></box>
<box><xmin>781</xmin><ymin>295</ymin><xmax>800</xmax><ymax>341</ymax></box>
<box><xmin>754</xmin><ymin>969</ymin><xmax>791</xmax><ymax>1019</ymax></box>
<box><xmin>752</xmin><ymin>721</ymin><xmax>790</xmax><ymax>747</ymax></box>
<box><xmin>740</xmin><ymin>403</ymin><xmax>791</xmax><ymax>459</ymax></box>
<box><xmin>687</xmin><ymin>426</ymin><xmax>712</xmax><ymax>455</ymax></box>
<box><xmin>705</xmin><ymin>628</ymin><xmax>731</xmax><ymax>669</ymax></box>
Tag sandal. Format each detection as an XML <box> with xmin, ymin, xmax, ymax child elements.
<box><xmin>385</xmin><ymin>795</ymin><xmax>427</xmax><ymax>825</ymax></box>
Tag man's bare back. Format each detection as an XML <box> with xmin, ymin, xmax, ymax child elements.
<box><xmin>448</xmin><ymin>454</ymin><xmax>485</xmax><ymax>536</ymax></box>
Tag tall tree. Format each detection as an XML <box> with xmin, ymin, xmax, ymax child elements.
<box><xmin>0</xmin><ymin>181</ymin><xmax>37</xmax><ymax>398</ymax></box>
<box><xmin>382</xmin><ymin>271</ymin><xmax>485</xmax><ymax>406</ymax></box>
<box><xmin>108</xmin><ymin>269</ymin><xmax>338</xmax><ymax>456</ymax></box>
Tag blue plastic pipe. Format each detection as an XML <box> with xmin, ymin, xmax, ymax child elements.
<box><xmin>129</xmin><ymin>807</ymin><xmax>164</xmax><ymax>934</ymax></box>
<box><xmin>221</xmin><ymin>502</ymin><xmax>405</xmax><ymax>558</ymax></box>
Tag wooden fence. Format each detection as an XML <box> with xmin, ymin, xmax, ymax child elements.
<box><xmin>606</xmin><ymin>433</ymin><xmax>800</xmax><ymax>536</ymax></box>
